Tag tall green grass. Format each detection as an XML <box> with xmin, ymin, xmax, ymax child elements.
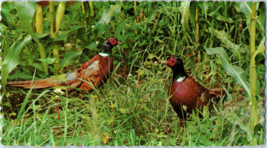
<box><xmin>0</xmin><ymin>1</ymin><xmax>265</xmax><ymax>146</ymax></box>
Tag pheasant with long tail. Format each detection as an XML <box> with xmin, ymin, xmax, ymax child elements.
<box><xmin>7</xmin><ymin>37</ymin><xmax>121</xmax><ymax>91</ymax></box>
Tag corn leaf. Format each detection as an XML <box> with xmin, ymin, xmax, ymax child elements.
<box><xmin>208</xmin><ymin>27</ymin><xmax>245</xmax><ymax>59</ymax></box>
<box><xmin>203</xmin><ymin>46</ymin><xmax>251</xmax><ymax>100</ymax></box>
<box><xmin>15</xmin><ymin>1</ymin><xmax>40</xmax><ymax>45</ymax></box>
<box><xmin>1</xmin><ymin>34</ymin><xmax>32</xmax><ymax>91</ymax></box>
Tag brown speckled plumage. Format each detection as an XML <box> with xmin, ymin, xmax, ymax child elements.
<box><xmin>7</xmin><ymin>38</ymin><xmax>121</xmax><ymax>92</ymax></box>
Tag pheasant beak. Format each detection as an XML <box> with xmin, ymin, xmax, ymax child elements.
<box><xmin>161</xmin><ymin>60</ymin><xmax>169</xmax><ymax>65</ymax></box>
<box><xmin>117</xmin><ymin>41</ymin><xmax>122</xmax><ymax>45</ymax></box>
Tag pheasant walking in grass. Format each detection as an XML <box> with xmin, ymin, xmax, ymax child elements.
<box><xmin>7</xmin><ymin>37</ymin><xmax>122</xmax><ymax>92</ymax></box>
<box><xmin>161</xmin><ymin>55</ymin><xmax>225</xmax><ymax>124</ymax></box>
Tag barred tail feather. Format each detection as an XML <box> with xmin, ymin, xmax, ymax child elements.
<box><xmin>7</xmin><ymin>78</ymin><xmax>60</xmax><ymax>89</ymax></box>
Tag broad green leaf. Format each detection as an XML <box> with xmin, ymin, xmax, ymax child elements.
<box><xmin>203</xmin><ymin>46</ymin><xmax>251</xmax><ymax>100</ymax></box>
<box><xmin>179</xmin><ymin>1</ymin><xmax>190</xmax><ymax>31</ymax></box>
<box><xmin>51</xmin><ymin>74</ymin><xmax>67</xmax><ymax>83</ymax></box>
<box><xmin>15</xmin><ymin>1</ymin><xmax>40</xmax><ymax>45</ymax></box>
<box><xmin>1</xmin><ymin>8</ymin><xmax>16</xmax><ymax>29</ymax></box>
<box><xmin>60</xmin><ymin>50</ymin><xmax>83</xmax><ymax>70</ymax></box>
<box><xmin>38</xmin><ymin>58</ymin><xmax>56</xmax><ymax>64</ymax></box>
<box><xmin>234</xmin><ymin>2</ymin><xmax>261</xmax><ymax>36</ymax></box>
<box><xmin>208</xmin><ymin>27</ymin><xmax>244</xmax><ymax>59</ymax></box>
<box><xmin>1</xmin><ymin>34</ymin><xmax>32</xmax><ymax>91</ymax></box>
<box><xmin>95</xmin><ymin>5</ymin><xmax>121</xmax><ymax>35</ymax></box>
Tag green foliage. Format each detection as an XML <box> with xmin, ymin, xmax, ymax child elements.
<box><xmin>95</xmin><ymin>4</ymin><xmax>122</xmax><ymax>35</ymax></box>
<box><xmin>1</xmin><ymin>34</ymin><xmax>32</xmax><ymax>91</ymax></box>
<box><xmin>0</xmin><ymin>1</ymin><xmax>265</xmax><ymax>146</ymax></box>
<box><xmin>15</xmin><ymin>1</ymin><xmax>39</xmax><ymax>44</ymax></box>
<box><xmin>203</xmin><ymin>46</ymin><xmax>251</xmax><ymax>101</ymax></box>
<box><xmin>252</xmin><ymin>38</ymin><xmax>265</xmax><ymax>66</ymax></box>
<box><xmin>189</xmin><ymin>1</ymin><xmax>198</xmax><ymax>26</ymax></box>
<box><xmin>208</xmin><ymin>27</ymin><xmax>245</xmax><ymax>59</ymax></box>
<box><xmin>37</xmin><ymin>58</ymin><xmax>56</xmax><ymax>64</ymax></box>
<box><xmin>60</xmin><ymin>50</ymin><xmax>83</xmax><ymax>71</ymax></box>
<box><xmin>180</xmin><ymin>1</ymin><xmax>190</xmax><ymax>31</ymax></box>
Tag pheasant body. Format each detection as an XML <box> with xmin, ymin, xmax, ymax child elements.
<box><xmin>170</xmin><ymin>74</ymin><xmax>218</xmax><ymax>119</ymax></box>
<box><xmin>162</xmin><ymin>55</ymin><xmax>225</xmax><ymax>120</ymax></box>
<box><xmin>7</xmin><ymin>37</ymin><xmax>121</xmax><ymax>91</ymax></box>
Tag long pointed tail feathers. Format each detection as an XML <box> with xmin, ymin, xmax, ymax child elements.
<box><xmin>7</xmin><ymin>78</ymin><xmax>60</xmax><ymax>89</ymax></box>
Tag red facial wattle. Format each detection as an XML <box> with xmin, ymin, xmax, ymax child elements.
<box><xmin>167</xmin><ymin>58</ymin><xmax>176</xmax><ymax>67</ymax></box>
<box><xmin>109</xmin><ymin>38</ymin><xmax>118</xmax><ymax>46</ymax></box>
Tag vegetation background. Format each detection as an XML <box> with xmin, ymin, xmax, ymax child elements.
<box><xmin>0</xmin><ymin>1</ymin><xmax>265</xmax><ymax>146</ymax></box>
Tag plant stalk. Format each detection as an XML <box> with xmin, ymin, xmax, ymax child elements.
<box><xmin>49</xmin><ymin>1</ymin><xmax>56</xmax><ymax>38</ymax></box>
<box><xmin>89</xmin><ymin>2</ymin><xmax>94</xmax><ymax>17</ymax></box>
<box><xmin>249</xmin><ymin>2</ymin><xmax>258</xmax><ymax>145</ymax></box>
<box><xmin>81</xmin><ymin>2</ymin><xmax>87</xmax><ymax>29</ymax></box>
<box><xmin>53</xmin><ymin>2</ymin><xmax>66</xmax><ymax>73</ymax></box>
<box><xmin>38</xmin><ymin>43</ymin><xmax>48</xmax><ymax>74</ymax></box>
<box><xmin>53</xmin><ymin>45</ymin><xmax>60</xmax><ymax>76</ymax></box>
<box><xmin>35</xmin><ymin>4</ymin><xmax>44</xmax><ymax>33</ymax></box>
<box><xmin>196</xmin><ymin>6</ymin><xmax>199</xmax><ymax>44</ymax></box>
<box><xmin>81</xmin><ymin>2</ymin><xmax>85</xmax><ymax>14</ymax></box>
<box><xmin>35</xmin><ymin>3</ymin><xmax>48</xmax><ymax>74</ymax></box>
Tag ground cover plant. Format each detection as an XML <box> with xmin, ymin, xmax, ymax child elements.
<box><xmin>0</xmin><ymin>1</ymin><xmax>265</xmax><ymax>146</ymax></box>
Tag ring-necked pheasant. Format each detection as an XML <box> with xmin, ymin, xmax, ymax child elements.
<box><xmin>161</xmin><ymin>55</ymin><xmax>225</xmax><ymax>123</ymax></box>
<box><xmin>7</xmin><ymin>37</ymin><xmax>121</xmax><ymax>92</ymax></box>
